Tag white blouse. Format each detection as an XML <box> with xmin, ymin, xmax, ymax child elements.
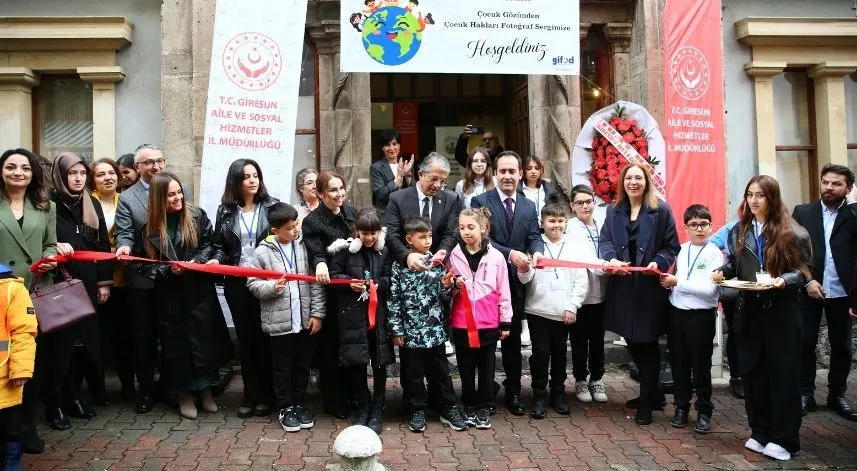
<box><xmin>455</xmin><ymin>178</ymin><xmax>487</xmax><ymax>209</ymax></box>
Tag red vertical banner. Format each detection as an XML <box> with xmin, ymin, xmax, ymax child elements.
<box><xmin>393</xmin><ymin>102</ymin><xmax>420</xmax><ymax>157</ymax></box>
<box><xmin>662</xmin><ymin>0</ymin><xmax>727</xmax><ymax>234</ymax></box>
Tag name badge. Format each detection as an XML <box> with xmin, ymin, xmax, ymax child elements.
<box><xmin>550</xmin><ymin>277</ymin><xmax>565</xmax><ymax>291</ymax></box>
<box><xmin>755</xmin><ymin>271</ymin><xmax>772</xmax><ymax>284</ymax></box>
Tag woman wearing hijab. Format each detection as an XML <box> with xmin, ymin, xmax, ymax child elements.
<box><xmin>43</xmin><ymin>152</ymin><xmax>112</xmax><ymax>430</ymax></box>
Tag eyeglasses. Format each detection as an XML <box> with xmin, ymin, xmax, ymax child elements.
<box><xmin>573</xmin><ymin>199</ymin><xmax>595</xmax><ymax>207</ymax></box>
<box><xmin>686</xmin><ymin>223</ymin><xmax>711</xmax><ymax>231</ymax></box>
<box><xmin>140</xmin><ymin>158</ymin><xmax>166</xmax><ymax>167</ymax></box>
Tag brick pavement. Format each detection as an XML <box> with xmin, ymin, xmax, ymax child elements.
<box><xmin>23</xmin><ymin>371</ymin><xmax>857</xmax><ymax>470</ymax></box>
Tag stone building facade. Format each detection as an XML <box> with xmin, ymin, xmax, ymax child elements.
<box><xmin>1</xmin><ymin>0</ymin><xmax>855</xmax><ymax>215</ymax></box>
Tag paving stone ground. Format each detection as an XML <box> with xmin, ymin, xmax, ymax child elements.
<box><xmin>23</xmin><ymin>370</ymin><xmax>857</xmax><ymax>470</ymax></box>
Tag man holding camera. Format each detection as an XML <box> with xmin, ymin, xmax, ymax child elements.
<box><xmin>454</xmin><ymin>124</ymin><xmax>505</xmax><ymax>169</ymax></box>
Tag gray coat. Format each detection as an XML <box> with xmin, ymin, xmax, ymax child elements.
<box><xmin>114</xmin><ymin>179</ymin><xmax>152</xmax><ymax>289</ymax></box>
<box><xmin>245</xmin><ymin>235</ymin><xmax>326</xmax><ymax>335</ymax></box>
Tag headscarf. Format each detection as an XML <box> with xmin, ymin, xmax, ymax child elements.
<box><xmin>52</xmin><ymin>152</ymin><xmax>99</xmax><ymax>231</ymax></box>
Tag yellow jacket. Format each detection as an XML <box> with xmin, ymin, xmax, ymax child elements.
<box><xmin>0</xmin><ymin>276</ymin><xmax>38</xmax><ymax>409</ymax></box>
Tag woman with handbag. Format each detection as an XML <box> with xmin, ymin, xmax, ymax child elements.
<box><xmin>89</xmin><ymin>158</ymin><xmax>136</xmax><ymax>402</ymax></box>
<box><xmin>209</xmin><ymin>158</ymin><xmax>279</xmax><ymax>418</ymax></box>
<box><xmin>43</xmin><ymin>152</ymin><xmax>112</xmax><ymax>430</ymax></box>
<box><xmin>144</xmin><ymin>172</ymin><xmax>232</xmax><ymax>419</ymax></box>
<box><xmin>0</xmin><ymin>148</ymin><xmax>61</xmax><ymax>454</ymax></box>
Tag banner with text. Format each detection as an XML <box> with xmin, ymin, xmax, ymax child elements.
<box><xmin>662</xmin><ymin>0</ymin><xmax>726</xmax><ymax>230</ymax></box>
<box><xmin>199</xmin><ymin>0</ymin><xmax>308</xmax><ymax>218</ymax></box>
<box><xmin>340</xmin><ymin>0</ymin><xmax>579</xmax><ymax>75</ymax></box>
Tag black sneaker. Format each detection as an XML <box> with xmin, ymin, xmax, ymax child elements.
<box><xmin>440</xmin><ymin>405</ymin><xmax>468</xmax><ymax>431</ymax></box>
<box><xmin>475</xmin><ymin>408</ymin><xmax>491</xmax><ymax>429</ymax></box>
<box><xmin>409</xmin><ymin>409</ymin><xmax>427</xmax><ymax>432</ymax></box>
<box><xmin>366</xmin><ymin>401</ymin><xmax>384</xmax><ymax>434</ymax></box>
<box><xmin>550</xmin><ymin>392</ymin><xmax>570</xmax><ymax>415</ymax></box>
<box><xmin>531</xmin><ymin>396</ymin><xmax>547</xmax><ymax>419</ymax></box>
<box><xmin>295</xmin><ymin>404</ymin><xmax>314</xmax><ymax>429</ymax></box>
<box><xmin>279</xmin><ymin>407</ymin><xmax>301</xmax><ymax>433</ymax></box>
<box><xmin>462</xmin><ymin>406</ymin><xmax>477</xmax><ymax>427</ymax></box>
<box><xmin>353</xmin><ymin>401</ymin><xmax>371</xmax><ymax>426</ymax></box>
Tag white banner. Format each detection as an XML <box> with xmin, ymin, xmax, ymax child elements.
<box><xmin>340</xmin><ymin>0</ymin><xmax>579</xmax><ymax>75</ymax></box>
<box><xmin>199</xmin><ymin>0</ymin><xmax>308</xmax><ymax>218</ymax></box>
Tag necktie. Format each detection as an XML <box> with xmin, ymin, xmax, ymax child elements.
<box><xmin>504</xmin><ymin>197</ymin><xmax>514</xmax><ymax>229</ymax></box>
<box><xmin>422</xmin><ymin>196</ymin><xmax>430</xmax><ymax>219</ymax></box>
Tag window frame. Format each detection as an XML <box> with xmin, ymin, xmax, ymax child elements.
<box><xmin>773</xmin><ymin>68</ymin><xmax>818</xmax><ymax>201</ymax></box>
<box><xmin>298</xmin><ymin>33</ymin><xmax>321</xmax><ymax>170</ymax></box>
<box><xmin>31</xmin><ymin>74</ymin><xmax>95</xmax><ymax>161</ymax></box>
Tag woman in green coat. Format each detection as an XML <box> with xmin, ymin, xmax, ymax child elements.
<box><xmin>0</xmin><ymin>148</ymin><xmax>62</xmax><ymax>455</ymax></box>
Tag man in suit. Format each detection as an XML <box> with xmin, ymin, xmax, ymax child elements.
<box><xmin>385</xmin><ymin>152</ymin><xmax>460</xmax><ymax>269</ymax></box>
<box><xmin>115</xmin><ymin>143</ymin><xmax>166</xmax><ymax>414</ymax></box>
<box><xmin>370</xmin><ymin>128</ymin><xmax>415</xmax><ymax>219</ymax></box>
<box><xmin>384</xmin><ymin>152</ymin><xmax>461</xmax><ymax>413</ymax></box>
<box><xmin>793</xmin><ymin>164</ymin><xmax>857</xmax><ymax>421</ymax></box>
<box><xmin>471</xmin><ymin>151</ymin><xmax>543</xmax><ymax>415</ymax></box>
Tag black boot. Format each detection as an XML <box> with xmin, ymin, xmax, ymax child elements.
<box><xmin>353</xmin><ymin>401</ymin><xmax>371</xmax><ymax>426</ymax></box>
<box><xmin>63</xmin><ymin>399</ymin><xmax>96</xmax><ymax>419</ymax></box>
<box><xmin>366</xmin><ymin>400</ymin><xmax>385</xmax><ymax>434</ymax></box>
<box><xmin>22</xmin><ymin>427</ymin><xmax>44</xmax><ymax>455</ymax></box>
<box><xmin>530</xmin><ymin>393</ymin><xmax>547</xmax><ymax>419</ymax></box>
<box><xmin>45</xmin><ymin>407</ymin><xmax>72</xmax><ymax>431</ymax></box>
<box><xmin>2</xmin><ymin>440</ymin><xmax>23</xmax><ymax>470</ymax></box>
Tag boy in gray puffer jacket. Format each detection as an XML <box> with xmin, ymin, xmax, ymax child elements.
<box><xmin>246</xmin><ymin>203</ymin><xmax>326</xmax><ymax>433</ymax></box>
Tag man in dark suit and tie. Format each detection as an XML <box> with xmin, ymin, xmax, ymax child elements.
<box><xmin>115</xmin><ymin>144</ymin><xmax>166</xmax><ymax>414</ymax></box>
<box><xmin>792</xmin><ymin>164</ymin><xmax>857</xmax><ymax>421</ymax></box>
<box><xmin>471</xmin><ymin>151</ymin><xmax>543</xmax><ymax>415</ymax></box>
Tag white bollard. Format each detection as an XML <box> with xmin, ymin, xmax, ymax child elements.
<box><xmin>330</xmin><ymin>425</ymin><xmax>386</xmax><ymax>471</ymax></box>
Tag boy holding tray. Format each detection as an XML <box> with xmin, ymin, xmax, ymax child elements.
<box><xmin>659</xmin><ymin>204</ymin><xmax>725</xmax><ymax>434</ymax></box>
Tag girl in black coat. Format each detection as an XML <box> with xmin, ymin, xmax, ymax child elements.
<box><xmin>143</xmin><ymin>172</ymin><xmax>232</xmax><ymax>420</ymax></box>
<box><xmin>712</xmin><ymin>175</ymin><xmax>811</xmax><ymax>461</ymax></box>
<box><xmin>329</xmin><ymin>209</ymin><xmax>394</xmax><ymax>434</ymax></box>
<box><xmin>601</xmin><ymin>163</ymin><xmax>680</xmax><ymax>426</ymax></box>
<box><xmin>44</xmin><ymin>152</ymin><xmax>112</xmax><ymax>430</ymax></box>
<box><xmin>301</xmin><ymin>171</ymin><xmax>358</xmax><ymax>418</ymax></box>
<box><xmin>210</xmin><ymin>158</ymin><xmax>279</xmax><ymax>418</ymax></box>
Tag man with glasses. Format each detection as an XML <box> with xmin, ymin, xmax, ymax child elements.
<box><xmin>115</xmin><ymin>144</ymin><xmax>166</xmax><ymax>414</ymax></box>
<box><xmin>384</xmin><ymin>152</ymin><xmax>462</xmax><ymax>414</ymax></box>
<box><xmin>454</xmin><ymin>125</ymin><xmax>505</xmax><ymax>169</ymax></box>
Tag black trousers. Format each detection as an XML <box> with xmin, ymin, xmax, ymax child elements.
<box><xmin>128</xmin><ymin>287</ymin><xmax>159</xmax><ymax>394</ymax></box>
<box><xmin>316</xmin><ymin>304</ymin><xmax>347</xmax><ymax>413</ymax></box>
<box><xmin>742</xmin><ymin>296</ymin><xmax>802</xmax><ymax>453</ymax></box>
<box><xmin>344</xmin><ymin>330</ymin><xmax>387</xmax><ymax>403</ymax></box>
<box><xmin>500</xmin><ymin>287</ymin><xmax>525</xmax><ymax>394</ymax></box>
<box><xmin>269</xmin><ymin>331</ymin><xmax>312</xmax><ymax>409</ymax></box>
<box><xmin>452</xmin><ymin>329</ymin><xmax>496</xmax><ymax>409</ymax></box>
<box><xmin>98</xmin><ymin>287</ymin><xmax>134</xmax><ymax>391</ymax></box>
<box><xmin>32</xmin><ymin>328</ymin><xmax>77</xmax><ymax>409</ymax></box>
<box><xmin>223</xmin><ymin>277</ymin><xmax>274</xmax><ymax>406</ymax></box>
<box><xmin>571</xmin><ymin>303</ymin><xmax>606</xmax><ymax>383</ymax></box>
<box><xmin>402</xmin><ymin>345</ymin><xmax>457</xmax><ymax>411</ymax></box>
<box><xmin>668</xmin><ymin>306</ymin><xmax>716</xmax><ymax>415</ymax></box>
<box><xmin>0</xmin><ymin>406</ymin><xmax>25</xmax><ymax>442</ymax></box>
<box><xmin>800</xmin><ymin>296</ymin><xmax>852</xmax><ymax>396</ymax></box>
<box><xmin>528</xmin><ymin>315</ymin><xmax>570</xmax><ymax>394</ymax></box>
<box><xmin>627</xmin><ymin>342</ymin><xmax>661</xmax><ymax>410</ymax></box>
<box><xmin>721</xmin><ymin>299</ymin><xmax>740</xmax><ymax>377</ymax></box>
<box><xmin>66</xmin><ymin>345</ymin><xmax>105</xmax><ymax>399</ymax></box>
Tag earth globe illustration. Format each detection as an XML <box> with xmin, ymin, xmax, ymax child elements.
<box><xmin>361</xmin><ymin>6</ymin><xmax>422</xmax><ymax>66</ymax></box>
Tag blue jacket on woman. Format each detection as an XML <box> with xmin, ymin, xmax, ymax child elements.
<box><xmin>599</xmin><ymin>199</ymin><xmax>680</xmax><ymax>343</ymax></box>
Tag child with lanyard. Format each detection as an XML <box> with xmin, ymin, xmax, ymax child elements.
<box><xmin>564</xmin><ymin>185</ymin><xmax>610</xmax><ymax>404</ymax></box>
<box><xmin>659</xmin><ymin>204</ymin><xmax>725</xmax><ymax>434</ymax></box>
<box><xmin>519</xmin><ymin>202</ymin><xmax>588</xmax><ymax>418</ymax></box>
<box><xmin>246</xmin><ymin>203</ymin><xmax>325</xmax><ymax>433</ymax></box>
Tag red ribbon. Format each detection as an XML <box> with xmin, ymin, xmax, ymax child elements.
<box><xmin>367</xmin><ymin>279</ymin><xmax>378</xmax><ymax>330</ymax></box>
<box><xmin>534</xmin><ymin>257</ymin><xmax>669</xmax><ymax>276</ymax></box>
<box><xmin>30</xmin><ymin>251</ymin><xmax>359</xmax><ymax>284</ymax></box>
<box><xmin>459</xmin><ymin>283</ymin><xmax>481</xmax><ymax>349</ymax></box>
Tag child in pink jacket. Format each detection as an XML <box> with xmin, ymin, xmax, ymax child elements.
<box><xmin>447</xmin><ymin>207</ymin><xmax>512</xmax><ymax>430</ymax></box>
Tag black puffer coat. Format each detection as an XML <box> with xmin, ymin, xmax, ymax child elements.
<box><xmin>329</xmin><ymin>237</ymin><xmax>394</xmax><ymax>368</ymax></box>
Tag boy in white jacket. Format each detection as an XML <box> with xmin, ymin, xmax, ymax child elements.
<box><xmin>659</xmin><ymin>204</ymin><xmax>725</xmax><ymax>434</ymax></box>
<box><xmin>519</xmin><ymin>203</ymin><xmax>588</xmax><ymax>419</ymax></box>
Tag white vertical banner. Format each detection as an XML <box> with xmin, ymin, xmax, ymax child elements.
<box><xmin>199</xmin><ymin>0</ymin><xmax>309</xmax><ymax>218</ymax></box>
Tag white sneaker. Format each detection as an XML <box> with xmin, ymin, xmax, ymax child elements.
<box><xmin>520</xmin><ymin>320</ymin><xmax>531</xmax><ymax>347</ymax></box>
<box><xmin>445</xmin><ymin>340</ymin><xmax>454</xmax><ymax>355</ymax></box>
<box><xmin>762</xmin><ymin>442</ymin><xmax>791</xmax><ymax>461</ymax></box>
<box><xmin>589</xmin><ymin>380</ymin><xmax>608</xmax><ymax>403</ymax></box>
<box><xmin>744</xmin><ymin>438</ymin><xmax>765</xmax><ymax>454</ymax></box>
<box><xmin>575</xmin><ymin>381</ymin><xmax>593</xmax><ymax>403</ymax></box>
